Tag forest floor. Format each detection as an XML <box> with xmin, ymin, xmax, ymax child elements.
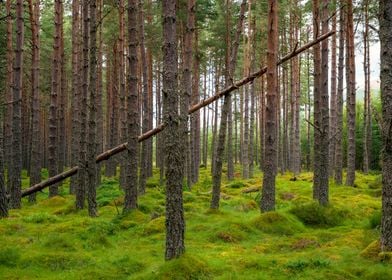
<box><xmin>0</xmin><ymin>166</ymin><xmax>390</xmax><ymax>279</ymax></box>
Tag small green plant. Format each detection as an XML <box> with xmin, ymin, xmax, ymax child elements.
<box><xmin>368</xmin><ymin>210</ymin><xmax>381</xmax><ymax>229</ymax></box>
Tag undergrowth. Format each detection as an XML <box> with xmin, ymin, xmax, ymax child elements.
<box><xmin>0</xmin><ymin>166</ymin><xmax>388</xmax><ymax>279</ymax></box>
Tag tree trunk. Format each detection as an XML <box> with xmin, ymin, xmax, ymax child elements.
<box><xmin>329</xmin><ymin>13</ymin><xmax>337</xmax><ymax>177</ymax></box>
<box><xmin>334</xmin><ymin>1</ymin><xmax>345</xmax><ymax>185</ymax></box>
<box><xmin>123</xmin><ymin>0</ymin><xmax>139</xmax><ymax>211</ymax></box>
<box><xmin>211</xmin><ymin>0</ymin><xmax>247</xmax><ymax>209</ymax></box>
<box><xmin>5</xmin><ymin>0</ymin><xmax>13</xmax><ymax>192</ymax></box>
<box><xmin>162</xmin><ymin>0</ymin><xmax>185</xmax><ymax>260</ymax></box>
<box><xmin>260</xmin><ymin>0</ymin><xmax>278</xmax><ymax>212</ymax></box>
<box><xmin>345</xmin><ymin>0</ymin><xmax>356</xmax><ymax>187</ymax></box>
<box><xmin>76</xmin><ymin>0</ymin><xmax>89</xmax><ymax>208</ymax></box>
<box><xmin>380</xmin><ymin>0</ymin><xmax>392</xmax><ymax>251</ymax></box>
<box><xmin>139</xmin><ymin>0</ymin><xmax>149</xmax><ymax>195</ymax></box>
<box><xmin>70</xmin><ymin>0</ymin><xmax>80</xmax><ymax>194</ymax></box>
<box><xmin>28</xmin><ymin>0</ymin><xmax>41</xmax><ymax>203</ymax></box>
<box><xmin>317</xmin><ymin>0</ymin><xmax>330</xmax><ymax>205</ymax></box>
<box><xmin>312</xmin><ymin>0</ymin><xmax>321</xmax><ymax>200</ymax></box>
<box><xmin>86</xmin><ymin>0</ymin><xmax>98</xmax><ymax>217</ymax></box>
<box><xmin>10</xmin><ymin>0</ymin><xmax>25</xmax><ymax>208</ymax></box>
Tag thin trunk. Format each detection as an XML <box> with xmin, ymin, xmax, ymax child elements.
<box><xmin>10</xmin><ymin>0</ymin><xmax>25</xmax><ymax>208</ymax></box>
<box><xmin>317</xmin><ymin>0</ymin><xmax>330</xmax><ymax>205</ymax></box>
<box><xmin>87</xmin><ymin>0</ymin><xmax>98</xmax><ymax>217</ymax></box>
<box><xmin>334</xmin><ymin>2</ymin><xmax>345</xmax><ymax>185</ymax></box>
<box><xmin>123</xmin><ymin>0</ymin><xmax>139</xmax><ymax>211</ymax></box>
<box><xmin>139</xmin><ymin>0</ymin><xmax>149</xmax><ymax>194</ymax></box>
<box><xmin>329</xmin><ymin>13</ymin><xmax>337</xmax><ymax>177</ymax></box>
<box><xmin>345</xmin><ymin>0</ymin><xmax>356</xmax><ymax>186</ymax></box>
<box><xmin>28</xmin><ymin>0</ymin><xmax>41</xmax><ymax>203</ymax></box>
<box><xmin>260</xmin><ymin>0</ymin><xmax>278</xmax><ymax>212</ymax></box>
<box><xmin>211</xmin><ymin>0</ymin><xmax>247</xmax><ymax>209</ymax></box>
<box><xmin>70</xmin><ymin>0</ymin><xmax>80</xmax><ymax>194</ymax></box>
<box><xmin>312</xmin><ymin>0</ymin><xmax>321</xmax><ymax>200</ymax></box>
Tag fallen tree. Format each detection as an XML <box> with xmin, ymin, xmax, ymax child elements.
<box><xmin>21</xmin><ymin>31</ymin><xmax>334</xmax><ymax>198</ymax></box>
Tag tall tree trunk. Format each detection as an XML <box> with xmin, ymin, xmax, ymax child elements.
<box><xmin>329</xmin><ymin>13</ymin><xmax>337</xmax><ymax>177</ymax></box>
<box><xmin>119</xmin><ymin>0</ymin><xmax>127</xmax><ymax>188</ymax></box>
<box><xmin>317</xmin><ymin>0</ymin><xmax>330</xmax><ymax>205</ymax></box>
<box><xmin>162</xmin><ymin>0</ymin><xmax>185</xmax><ymax>260</ymax></box>
<box><xmin>0</xmin><ymin>119</ymin><xmax>7</xmax><ymax>217</ymax></box>
<box><xmin>28</xmin><ymin>0</ymin><xmax>41</xmax><ymax>203</ymax></box>
<box><xmin>96</xmin><ymin>0</ymin><xmax>104</xmax><ymax>186</ymax></box>
<box><xmin>70</xmin><ymin>0</ymin><xmax>80</xmax><ymax>194</ymax></box>
<box><xmin>334</xmin><ymin>2</ymin><xmax>345</xmax><ymax>185</ymax></box>
<box><xmin>380</xmin><ymin>0</ymin><xmax>392</xmax><ymax>251</ymax></box>
<box><xmin>363</xmin><ymin>0</ymin><xmax>371</xmax><ymax>174</ymax></box>
<box><xmin>5</xmin><ymin>0</ymin><xmax>13</xmax><ymax>191</ymax></box>
<box><xmin>76</xmin><ymin>0</ymin><xmax>89</xmax><ymax>208</ymax></box>
<box><xmin>191</xmin><ymin>25</ymin><xmax>200</xmax><ymax>184</ymax></box>
<box><xmin>312</xmin><ymin>0</ymin><xmax>321</xmax><ymax>200</ymax></box>
<box><xmin>211</xmin><ymin>0</ymin><xmax>247</xmax><ymax>209</ymax></box>
<box><xmin>10</xmin><ymin>0</ymin><xmax>25</xmax><ymax>208</ymax></box>
<box><xmin>48</xmin><ymin>0</ymin><xmax>63</xmax><ymax>197</ymax></box>
<box><xmin>124</xmin><ymin>0</ymin><xmax>139</xmax><ymax>211</ymax></box>
<box><xmin>345</xmin><ymin>0</ymin><xmax>356</xmax><ymax>186</ymax></box>
<box><xmin>260</xmin><ymin>0</ymin><xmax>278</xmax><ymax>212</ymax></box>
<box><xmin>139</xmin><ymin>0</ymin><xmax>149</xmax><ymax>194</ymax></box>
<box><xmin>87</xmin><ymin>0</ymin><xmax>98</xmax><ymax>217</ymax></box>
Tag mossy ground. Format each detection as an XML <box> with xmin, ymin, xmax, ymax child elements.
<box><xmin>0</xmin><ymin>166</ymin><xmax>390</xmax><ymax>279</ymax></box>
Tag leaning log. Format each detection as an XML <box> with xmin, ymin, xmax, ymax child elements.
<box><xmin>21</xmin><ymin>31</ymin><xmax>334</xmax><ymax>198</ymax></box>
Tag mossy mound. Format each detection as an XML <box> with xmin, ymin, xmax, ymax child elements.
<box><xmin>290</xmin><ymin>202</ymin><xmax>349</xmax><ymax>227</ymax></box>
<box><xmin>252</xmin><ymin>211</ymin><xmax>304</xmax><ymax>235</ymax></box>
<box><xmin>0</xmin><ymin>247</ymin><xmax>21</xmax><ymax>267</ymax></box>
<box><xmin>226</xmin><ymin>180</ymin><xmax>247</xmax><ymax>189</ymax></box>
<box><xmin>22</xmin><ymin>212</ymin><xmax>60</xmax><ymax>224</ymax></box>
<box><xmin>155</xmin><ymin>254</ymin><xmax>212</xmax><ymax>280</ymax></box>
<box><xmin>368</xmin><ymin>210</ymin><xmax>381</xmax><ymax>229</ymax></box>
<box><xmin>39</xmin><ymin>196</ymin><xmax>67</xmax><ymax>207</ymax></box>
<box><xmin>361</xmin><ymin>240</ymin><xmax>381</xmax><ymax>260</ymax></box>
<box><xmin>143</xmin><ymin>216</ymin><xmax>165</xmax><ymax>235</ymax></box>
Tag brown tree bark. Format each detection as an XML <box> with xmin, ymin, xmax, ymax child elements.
<box><xmin>28</xmin><ymin>0</ymin><xmax>41</xmax><ymax>203</ymax></box>
<box><xmin>76</xmin><ymin>0</ymin><xmax>89</xmax><ymax>208</ymax></box>
<box><xmin>380</xmin><ymin>0</ymin><xmax>392</xmax><ymax>252</ymax></box>
<box><xmin>70</xmin><ymin>0</ymin><xmax>80</xmax><ymax>194</ymax></box>
<box><xmin>317</xmin><ymin>0</ymin><xmax>330</xmax><ymax>205</ymax></box>
<box><xmin>87</xmin><ymin>0</ymin><xmax>98</xmax><ymax>217</ymax></box>
<box><xmin>9</xmin><ymin>0</ymin><xmax>25</xmax><ymax>208</ymax></box>
<box><xmin>260</xmin><ymin>0</ymin><xmax>278</xmax><ymax>212</ymax></box>
<box><xmin>4</xmin><ymin>0</ymin><xmax>13</xmax><ymax>191</ymax></box>
<box><xmin>363</xmin><ymin>0</ymin><xmax>371</xmax><ymax>174</ymax></box>
<box><xmin>162</xmin><ymin>0</ymin><xmax>185</xmax><ymax>260</ymax></box>
<box><xmin>312</xmin><ymin>0</ymin><xmax>321</xmax><ymax>200</ymax></box>
<box><xmin>329</xmin><ymin>13</ymin><xmax>337</xmax><ymax>177</ymax></box>
<box><xmin>345</xmin><ymin>0</ymin><xmax>356</xmax><ymax>186</ymax></box>
<box><xmin>48</xmin><ymin>0</ymin><xmax>63</xmax><ymax>198</ymax></box>
<box><xmin>0</xmin><ymin>117</ymin><xmax>7</xmax><ymax>217</ymax></box>
<box><xmin>334</xmin><ymin>2</ymin><xmax>345</xmax><ymax>185</ymax></box>
<box><xmin>123</xmin><ymin>0</ymin><xmax>139</xmax><ymax>211</ymax></box>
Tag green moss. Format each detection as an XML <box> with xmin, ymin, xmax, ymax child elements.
<box><xmin>368</xmin><ymin>210</ymin><xmax>381</xmax><ymax>229</ymax></box>
<box><xmin>143</xmin><ymin>216</ymin><xmax>165</xmax><ymax>235</ymax></box>
<box><xmin>0</xmin><ymin>247</ymin><xmax>21</xmax><ymax>267</ymax></box>
<box><xmin>155</xmin><ymin>254</ymin><xmax>212</xmax><ymax>280</ymax></box>
<box><xmin>252</xmin><ymin>211</ymin><xmax>304</xmax><ymax>235</ymax></box>
<box><xmin>290</xmin><ymin>202</ymin><xmax>349</xmax><ymax>227</ymax></box>
<box><xmin>361</xmin><ymin>240</ymin><xmax>381</xmax><ymax>260</ymax></box>
<box><xmin>22</xmin><ymin>212</ymin><xmax>60</xmax><ymax>223</ymax></box>
<box><xmin>226</xmin><ymin>180</ymin><xmax>247</xmax><ymax>189</ymax></box>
